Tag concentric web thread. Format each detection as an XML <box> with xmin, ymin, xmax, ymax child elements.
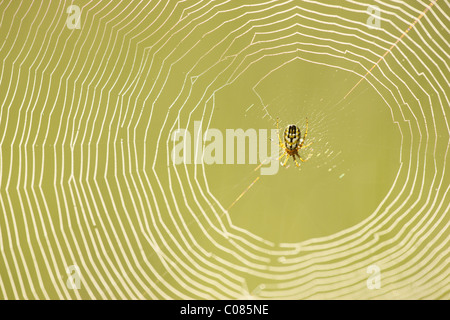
<box><xmin>0</xmin><ymin>0</ymin><xmax>448</xmax><ymax>299</ymax></box>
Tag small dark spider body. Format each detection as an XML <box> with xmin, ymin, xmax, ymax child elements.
<box><xmin>284</xmin><ymin>125</ymin><xmax>301</xmax><ymax>151</ymax></box>
<box><xmin>276</xmin><ymin>118</ymin><xmax>312</xmax><ymax>167</ymax></box>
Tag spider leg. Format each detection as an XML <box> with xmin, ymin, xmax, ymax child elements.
<box><xmin>283</xmin><ymin>154</ymin><xmax>290</xmax><ymax>166</ymax></box>
<box><xmin>278</xmin><ymin>152</ymin><xmax>286</xmax><ymax>160</ymax></box>
<box><xmin>304</xmin><ymin>117</ymin><xmax>308</xmax><ymax>141</ymax></box>
<box><xmin>299</xmin><ymin>117</ymin><xmax>309</xmax><ymax>148</ymax></box>
<box><xmin>300</xmin><ymin>142</ymin><xmax>313</xmax><ymax>149</ymax></box>
<box><xmin>293</xmin><ymin>155</ymin><xmax>301</xmax><ymax>167</ymax></box>
<box><xmin>276</xmin><ymin>118</ymin><xmax>284</xmax><ymax>147</ymax></box>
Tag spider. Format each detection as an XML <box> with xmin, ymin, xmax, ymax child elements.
<box><xmin>277</xmin><ymin>117</ymin><xmax>312</xmax><ymax>167</ymax></box>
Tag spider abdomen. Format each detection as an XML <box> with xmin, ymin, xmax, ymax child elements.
<box><xmin>277</xmin><ymin>117</ymin><xmax>310</xmax><ymax>166</ymax></box>
<box><xmin>284</xmin><ymin>124</ymin><xmax>301</xmax><ymax>150</ymax></box>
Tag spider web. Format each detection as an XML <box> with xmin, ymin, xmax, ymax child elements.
<box><xmin>0</xmin><ymin>0</ymin><xmax>449</xmax><ymax>299</ymax></box>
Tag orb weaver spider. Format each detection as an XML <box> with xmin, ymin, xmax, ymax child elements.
<box><xmin>277</xmin><ymin>118</ymin><xmax>312</xmax><ymax>167</ymax></box>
